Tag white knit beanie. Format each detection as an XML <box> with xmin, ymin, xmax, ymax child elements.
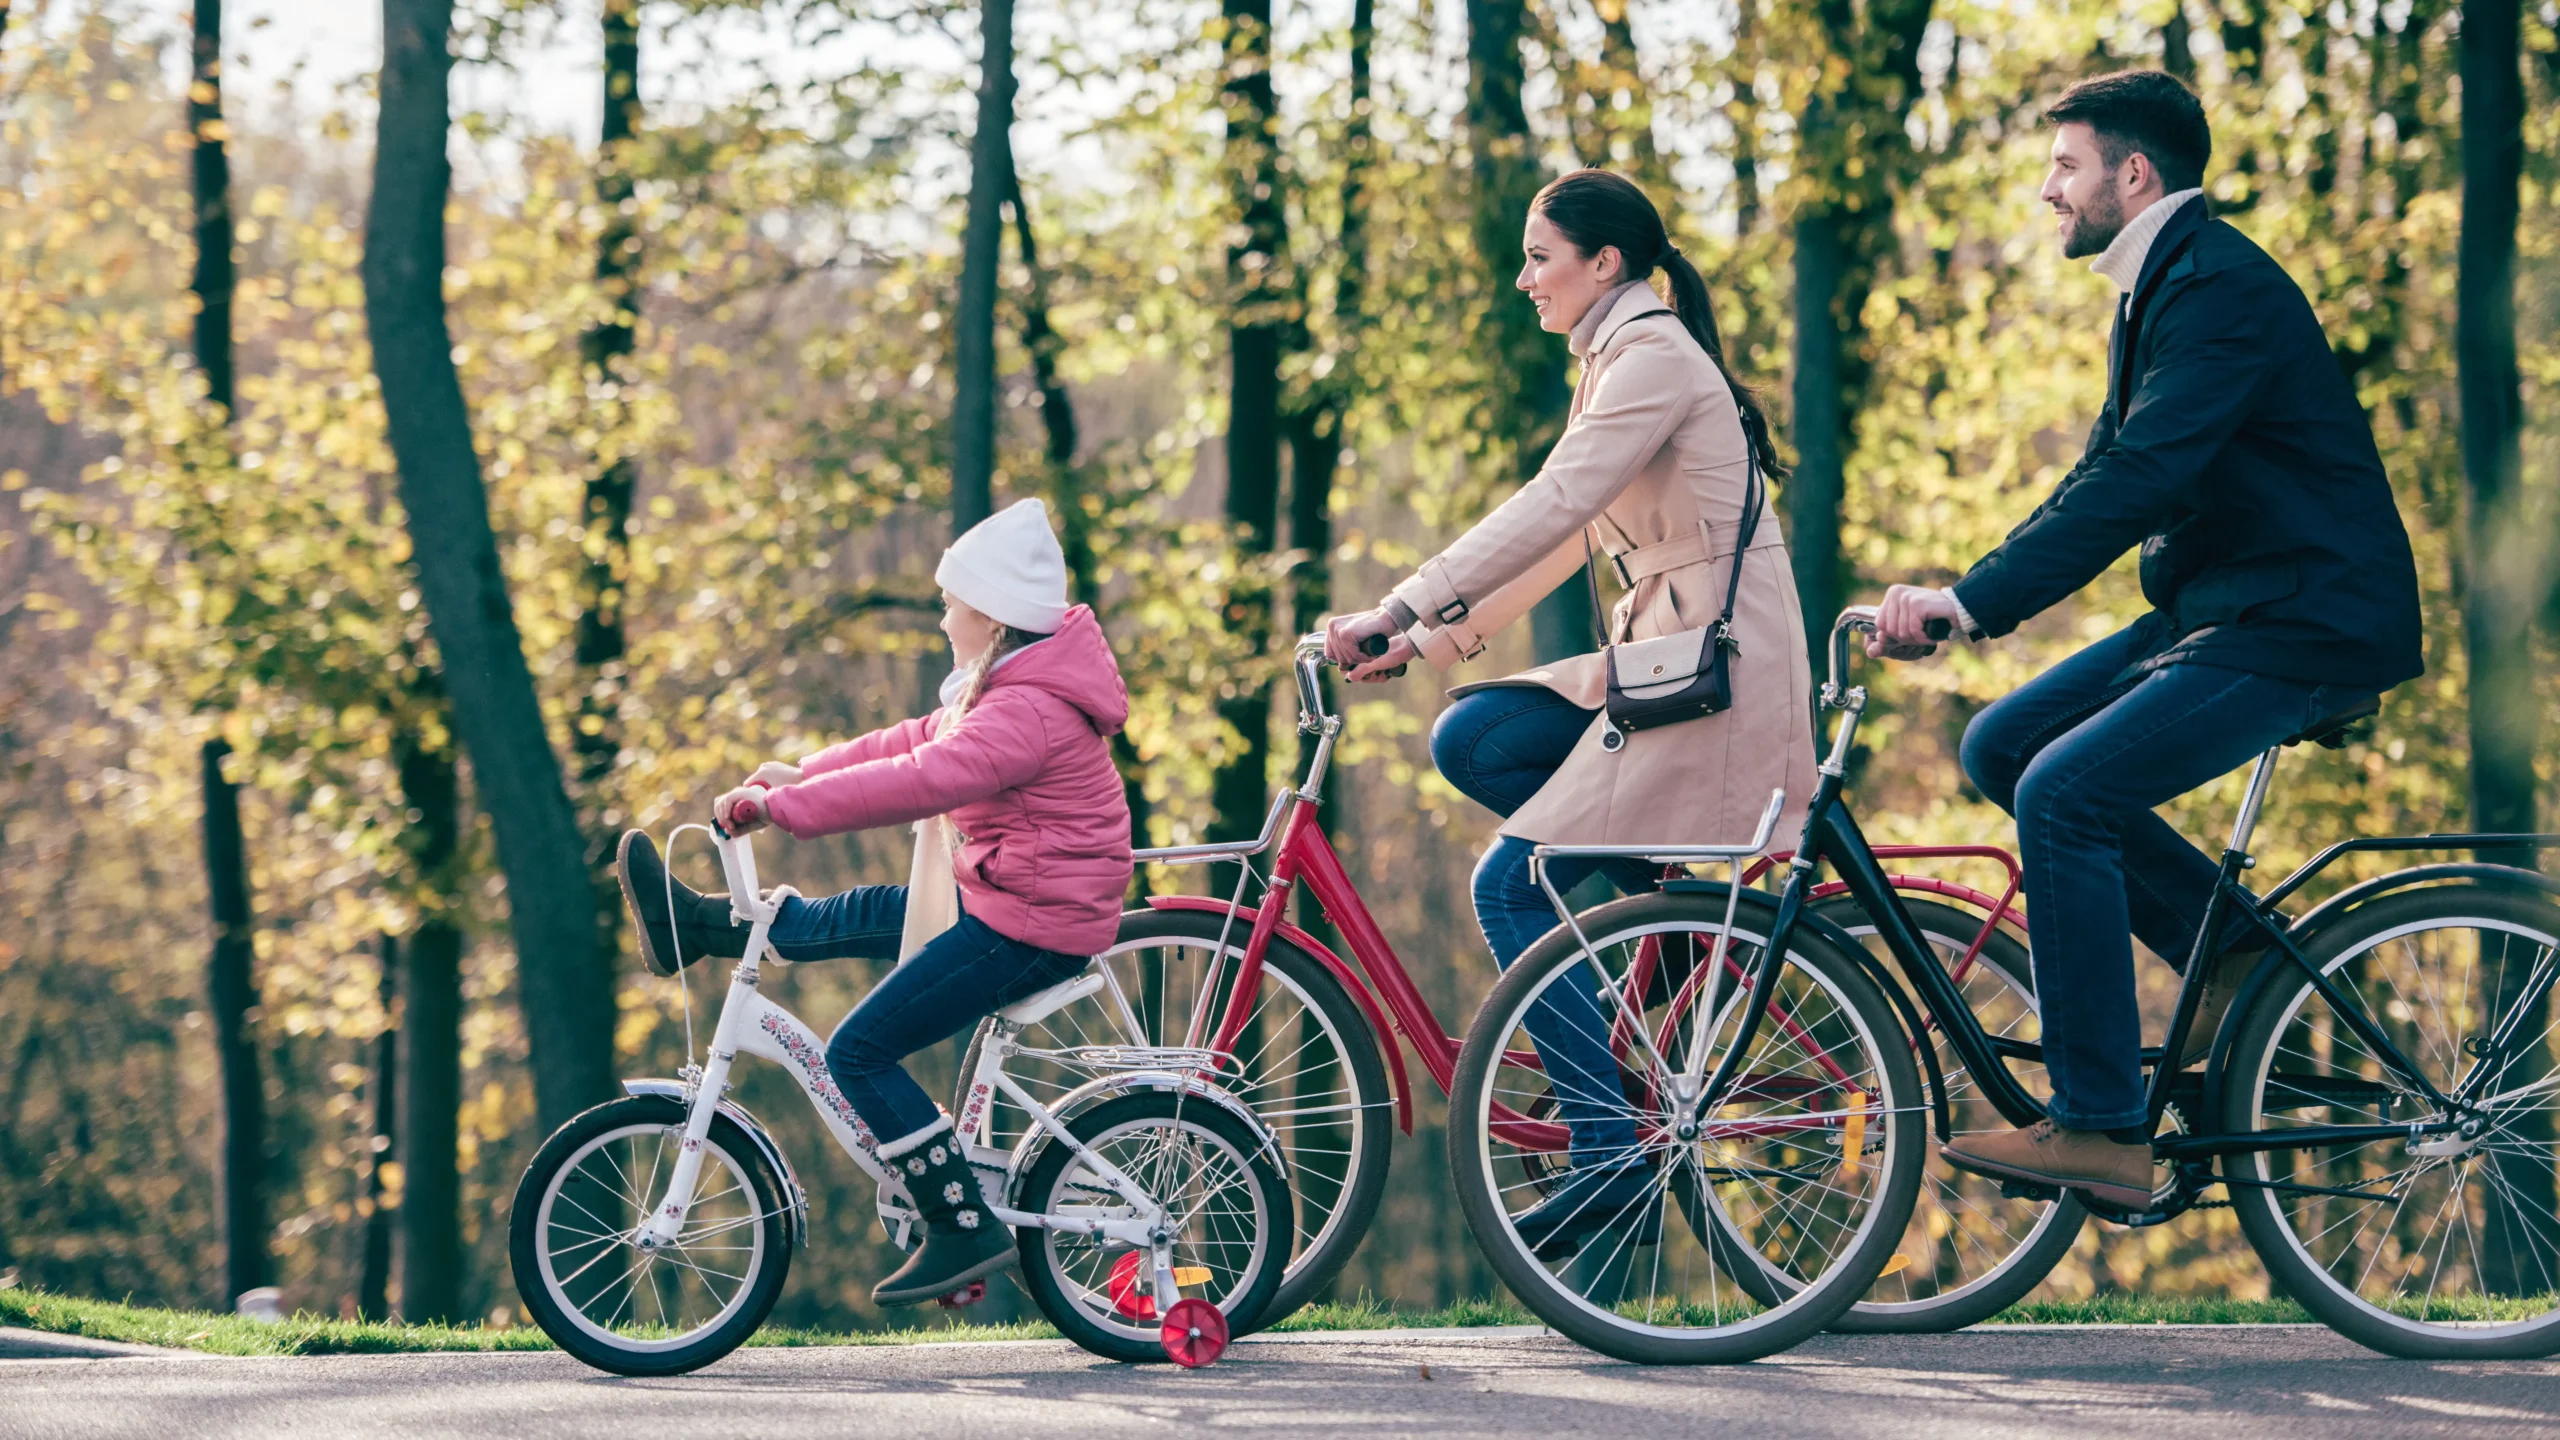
<box><xmin>935</xmin><ymin>498</ymin><xmax>1070</xmax><ymax>634</ymax></box>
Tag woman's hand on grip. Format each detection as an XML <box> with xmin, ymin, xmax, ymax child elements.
<box><xmin>1326</xmin><ymin>609</ymin><xmax>1412</xmax><ymax>683</ymax></box>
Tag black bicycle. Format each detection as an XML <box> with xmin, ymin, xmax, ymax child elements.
<box><xmin>1457</xmin><ymin>604</ymin><xmax>2560</xmax><ymax>1360</ymax></box>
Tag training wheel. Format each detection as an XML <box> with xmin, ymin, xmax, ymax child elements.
<box><xmin>1160</xmin><ymin>1298</ymin><xmax>1228</xmax><ymax>1368</ymax></box>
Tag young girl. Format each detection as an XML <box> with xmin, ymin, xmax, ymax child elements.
<box><xmin>614</xmin><ymin>497</ymin><xmax>1134</xmax><ymax>1306</ymax></box>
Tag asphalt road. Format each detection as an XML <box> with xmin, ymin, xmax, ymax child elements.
<box><xmin>4</xmin><ymin>1325</ymin><xmax>2556</xmax><ymax>1439</ymax></box>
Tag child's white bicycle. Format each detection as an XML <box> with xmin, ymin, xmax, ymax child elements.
<box><xmin>507</xmin><ymin>817</ymin><xmax>1292</xmax><ymax>1374</ymax></box>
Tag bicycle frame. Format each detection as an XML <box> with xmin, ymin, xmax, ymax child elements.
<box><xmin>1718</xmin><ymin>608</ymin><xmax>2539</xmax><ymax>1190</ymax></box>
<box><xmin>1142</xmin><ymin>637</ymin><xmax>2031</xmax><ymax>1157</ymax></box>
<box><xmin>632</xmin><ymin>825</ymin><xmax>1219</xmax><ymax>1315</ymax></box>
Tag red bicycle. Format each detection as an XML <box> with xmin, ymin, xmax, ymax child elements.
<box><xmin>962</xmin><ymin>634</ymin><xmax>2069</xmax><ymax>1333</ymax></box>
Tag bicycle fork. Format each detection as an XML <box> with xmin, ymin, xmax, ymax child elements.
<box><xmin>635</xmin><ymin>948</ymin><xmax>773</xmax><ymax>1251</ymax></box>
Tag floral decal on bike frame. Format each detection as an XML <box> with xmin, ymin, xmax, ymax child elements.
<box><xmin>759</xmin><ymin>1011</ymin><xmax>879</xmax><ymax>1155</ymax></box>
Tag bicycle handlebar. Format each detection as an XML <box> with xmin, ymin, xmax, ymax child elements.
<box><xmin>1826</xmin><ymin>606</ymin><xmax>1951</xmax><ymax>703</ymax></box>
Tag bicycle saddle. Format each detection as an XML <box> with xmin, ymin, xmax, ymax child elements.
<box><xmin>2284</xmin><ymin>694</ymin><xmax>2381</xmax><ymax>750</ymax></box>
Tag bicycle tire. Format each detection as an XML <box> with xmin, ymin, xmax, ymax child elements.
<box><xmin>1793</xmin><ymin>895</ymin><xmax>2085</xmax><ymax>1332</ymax></box>
<box><xmin>1012</xmin><ymin>1090</ymin><xmax>1293</xmax><ymax>1363</ymax></box>
<box><xmin>1447</xmin><ymin>888</ymin><xmax>1926</xmax><ymax>1363</ymax></box>
<box><xmin>510</xmin><ymin>1095</ymin><xmax>794</xmax><ymax>1376</ymax></box>
<box><xmin>2222</xmin><ymin>883</ymin><xmax>2560</xmax><ymax>1359</ymax></box>
<box><xmin>955</xmin><ymin>906</ymin><xmax>1391</xmax><ymax>1326</ymax></box>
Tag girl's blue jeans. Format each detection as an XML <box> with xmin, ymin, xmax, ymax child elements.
<box><xmin>1430</xmin><ymin>685</ymin><xmax>1656</xmax><ymax>1164</ymax></box>
<box><xmin>770</xmin><ymin>887</ymin><xmax>1090</xmax><ymax>1146</ymax></box>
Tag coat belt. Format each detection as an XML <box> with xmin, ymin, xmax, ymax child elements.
<box><xmin>1605</xmin><ymin>514</ymin><xmax>1777</xmax><ymax>588</ymax></box>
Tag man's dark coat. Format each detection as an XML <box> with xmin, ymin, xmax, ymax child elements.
<box><xmin>1951</xmin><ymin>195</ymin><xmax>2424</xmax><ymax>692</ymax></box>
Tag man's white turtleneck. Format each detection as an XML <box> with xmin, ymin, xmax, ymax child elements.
<box><xmin>2088</xmin><ymin>187</ymin><xmax>2205</xmax><ymax>294</ymax></box>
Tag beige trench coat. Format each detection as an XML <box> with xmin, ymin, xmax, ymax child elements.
<box><xmin>1388</xmin><ymin>282</ymin><xmax>1818</xmax><ymax>848</ymax></box>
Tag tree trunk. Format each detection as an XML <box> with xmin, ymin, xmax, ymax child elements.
<box><xmin>1285</xmin><ymin>0</ymin><xmax>1374</xmax><ymax>652</ymax></box>
<box><xmin>191</xmin><ymin>0</ymin><xmax>267</xmax><ymax>1313</ymax></box>
<box><xmin>2456</xmin><ymin>0</ymin><xmax>2553</xmax><ymax>1294</ymax></box>
<box><xmin>1728</xmin><ymin>1</ymin><xmax>1763</xmax><ymax>239</ymax></box>
<box><xmin>2161</xmin><ymin>2</ymin><xmax>2192</xmax><ymax>79</ymax></box>
<box><xmin>1786</xmin><ymin>209</ymin><xmax>1851</xmax><ymax>664</ymax></box>
<box><xmin>1783</xmin><ymin>0</ymin><xmax>1933</xmax><ymax>671</ymax></box>
<box><xmin>1587</xmin><ymin>0</ymin><xmax>1670</xmax><ymax>201</ymax></box>
<box><xmin>394</xmin><ymin>734</ymin><xmax>464</xmax><ymax>1323</ymax></box>
<box><xmin>1466</xmin><ymin>0</ymin><xmax>1587</xmax><ymax>663</ymax></box>
<box><xmin>365</xmin><ymin>0</ymin><xmax>613</xmax><ymax>1132</ymax></box>
<box><xmin>200</xmin><ymin>741</ymin><xmax>269</xmax><ymax>1307</ymax></box>
<box><xmin>358</xmin><ymin>934</ymin><xmax>398</xmax><ymax>1322</ymax></box>
<box><xmin>1210</xmin><ymin>0</ymin><xmax>1290</xmax><ymax>844</ymax></box>
<box><xmin>1004</xmin><ymin>173</ymin><xmax>1152</xmax><ymax>854</ymax></box>
<box><xmin>191</xmin><ymin>0</ymin><xmax>234</xmax><ymax>420</ymax></box>
<box><xmin>952</xmin><ymin>0</ymin><xmax>1019</xmax><ymax>537</ymax></box>
<box><xmin>1278</xmin><ymin>0</ymin><xmax>1374</xmax><ymax>924</ymax></box>
<box><xmin>571</xmin><ymin>0</ymin><xmax>643</xmax><ymax>976</ymax></box>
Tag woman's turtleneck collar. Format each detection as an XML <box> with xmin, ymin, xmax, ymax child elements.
<box><xmin>1568</xmin><ymin>279</ymin><xmax>1656</xmax><ymax>358</ymax></box>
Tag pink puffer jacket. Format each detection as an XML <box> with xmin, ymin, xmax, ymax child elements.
<box><xmin>763</xmin><ymin>605</ymin><xmax>1134</xmax><ymax>955</ymax></box>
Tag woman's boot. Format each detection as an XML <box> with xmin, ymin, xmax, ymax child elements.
<box><xmin>873</xmin><ymin>1120</ymin><xmax>1016</xmax><ymax>1306</ymax></box>
<box><xmin>1510</xmin><ymin>1155</ymin><xmax>1663</xmax><ymax>1260</ymax></box>
<box><xmin>616</xmin><ymin>830</ymin><xmax>752</xmax><ymax>976</ymax></box>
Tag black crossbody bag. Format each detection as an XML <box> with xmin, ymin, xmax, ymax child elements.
<box><xmin>1589</xmin><ymin>406</ymin><xmax>1765</xmax><ymax>753</ymax></box>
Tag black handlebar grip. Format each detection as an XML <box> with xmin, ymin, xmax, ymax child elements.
<box><xmin>1922</xmin><ymin>617</ymin><xmax>1953</xmax><ymax>642</ymax></box>
<box><xmin>1359</xmin><ymin>634</ymin><xmax>1390</xmax><ymax>658</ymax></box>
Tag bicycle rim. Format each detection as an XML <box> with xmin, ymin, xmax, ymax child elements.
<box><xmin>2229</xmin><ymin>886</ymin><xmax>2560</xmax><ymax>1353</ymax></box>
<box><xmin>962</xmin><ymin>911</ymin><xmax>1384</xmax><ymax>1316</ymax></box>
<box><xmin>1811</xmin><ymin>896</ymin><xmax>2082</xmax><ymax>1327</ymax></box>
<box><xmin>1452</xmin><ymin>893</ymin><xmax>1922</xmax><ymax>1360</ymax></box>
<box><xmin>532</xmin><ymin>1122</ymin><xmax>770</xmax><ymax>1354</ymax></box>
<box><xmin>1022</xmin><ymin>1099</ymin><xmax>1282</xmax><ymax>1351</ymax></box>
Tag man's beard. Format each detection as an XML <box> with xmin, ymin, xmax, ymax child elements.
<box><xmin>2060</xmin><ymin>179</ymin><xmax>2129</xmax><ymax>259</ymax></box>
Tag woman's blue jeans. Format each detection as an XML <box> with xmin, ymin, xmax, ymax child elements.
<box><xmin>1959</xmin><ymin>625</ymin><xmax>2375</xmax><ymax>1131</ymax></box>
<box><xmin>769</xmin><ymin>887</ymin><xmax>1090</xmax><ymax>1146</ymax></box>
<box><xmin>1431</xmin><ymin>686</ymin><xmax>1656</xmax><ymax>1164</ymax></box>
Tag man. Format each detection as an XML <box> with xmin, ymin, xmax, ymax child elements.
<box><xmin>1871</xmin><ymin>70</ymin><xmax>2423</xmax><ymax>1207</ymax></box>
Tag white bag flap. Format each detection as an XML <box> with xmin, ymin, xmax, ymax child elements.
<box><xmin>1611</xmin><ymin>626</ymin><xmax>1715</xmax><ymax>701</ymax></box>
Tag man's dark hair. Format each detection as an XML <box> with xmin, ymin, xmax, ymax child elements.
<box><xmin>2045</xmin><ymin>70</ymin><xmax>2211</xmax><ymax>193</ymax></box>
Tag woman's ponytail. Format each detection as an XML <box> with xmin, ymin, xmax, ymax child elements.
<box><xmin>1533</xmin><ymin>169</ymin><xmax>1784</xmax><ymax>476</ymax></box>
<box><xmin>1656</xmin><ymin>248</ymin><xmax>1780</xmax><ymax>476</ymax></box>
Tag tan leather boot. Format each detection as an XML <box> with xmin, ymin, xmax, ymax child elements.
<box><xmin>1942</xmin><ymin>1120</ymin><xmax>2154</xmax><ymax>1209</ymax></box>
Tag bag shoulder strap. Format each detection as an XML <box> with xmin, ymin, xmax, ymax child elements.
<box><xmin>1713</xmin><ymin>408</ymin><xmax>1765</xmax><ymax>644</ymax></box>
<box><xmin>1586</xmin><ymin>399</ymin><xmax>1765</xmax><ymax>651</ymax></box>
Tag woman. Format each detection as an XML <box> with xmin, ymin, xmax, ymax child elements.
<box><xmin>1325</xmin><ymin>169</ymin><xmax>1816</xmax><ymax>1256</ymax></box>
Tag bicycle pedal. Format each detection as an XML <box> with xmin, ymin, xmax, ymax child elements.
<box><xmin>934</xmin><ymin>1280</ymin><xmax>988</xmax><ymax>1310</ymax></box>
<box><xmin>1998</xmin><ymin>1178</ymin><xmax>2062</xmax><ymax>1202</ymax></box>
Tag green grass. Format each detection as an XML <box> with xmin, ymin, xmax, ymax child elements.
<box><xmin>1985</xmin><ymin>1294</ymin><xmax>2316</xmax><ymax>1326</ymax></box>
<box><xmin>1265</xmin><ymin>1295</ymin><xmax>1537</xmax><ymax>1331</ymax></box>
<box><xmin>25</xmin><ymin>1284</ymin><xmax>2536</xmax><ymax>1357</ymax></box>
<box><xmin>0</xmin><ymin>1287</ymin><xmax>1058</xmax><ymax>1357</ymax></box>
<box><xmin>0</xmin><ymin>1285</ymin><xmax>1535</xmax><ymax>1357</ymax></box>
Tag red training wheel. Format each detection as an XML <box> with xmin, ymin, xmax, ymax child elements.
<box><xmin>1160</xmin><ymin>1297</ymin><xmax>1228</xmax><ymax>1368</ymax></box>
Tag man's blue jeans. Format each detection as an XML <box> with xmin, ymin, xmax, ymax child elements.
<box><xmin>1959</xmin><ymin>625</ymin><xmax>2376</xmax><ymax>1131</ymax></box>
<box><xmin>1431</xmin><ymin>685</ymin><xmax>1656</xmax><ymax>1163</ymax></box>
<box><xmin>770</xmin><ymin>887</ymin><xmax>1090</xmax><ymax>1146</ymax></box>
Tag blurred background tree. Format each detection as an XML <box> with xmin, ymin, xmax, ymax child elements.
<box><xmin>0</xmin><ymin>0</ymin><xmax>2552</xmax><ymax>1328</ymax></box>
